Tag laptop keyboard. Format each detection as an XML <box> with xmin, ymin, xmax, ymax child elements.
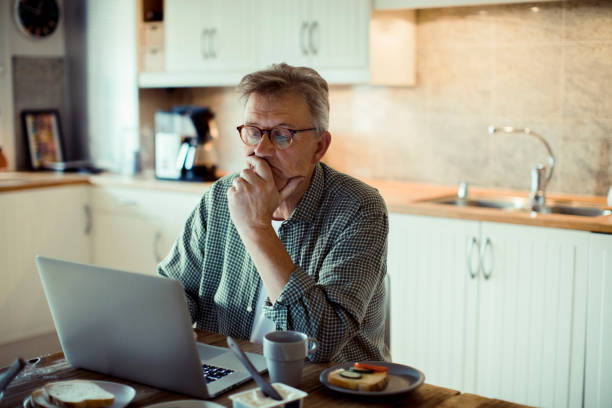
<box><xmin>202</xmin><ymin>363</ymin><xmax>234</xmax><ymax>383</ymax></box>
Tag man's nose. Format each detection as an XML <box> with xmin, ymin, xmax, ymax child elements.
<box><xmin>254</xmin><ymin>132</ymin><xmax>275</xmax><ymax>156</ymax></box>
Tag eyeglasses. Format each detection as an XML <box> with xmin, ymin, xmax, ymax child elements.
<box><xmin>237</xmin><ymin>125</ymin><xmax>316</xmax><ymax>150</ymax></box>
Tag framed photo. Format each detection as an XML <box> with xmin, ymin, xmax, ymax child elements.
<box><xmin>22</xmin><ymin>109</ymin><xmax>64</xmax><ymax>169</ymax></box>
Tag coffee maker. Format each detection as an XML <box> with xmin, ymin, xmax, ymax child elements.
<box><xmin>155</xmin><ymin>105</ymin><xmax>219</xmax><ymax>182</ymax></box>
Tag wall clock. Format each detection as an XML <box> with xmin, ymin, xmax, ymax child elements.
<box><xmin>13</xmin><ymin>0</ymin><xmax>61</xmax><ymax>39</ymax></box>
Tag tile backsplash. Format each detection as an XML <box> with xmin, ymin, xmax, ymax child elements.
<box><xmin>139</xmin><ymin>0</ymin><xmax>612</xmax><ymax>196</ymax></box>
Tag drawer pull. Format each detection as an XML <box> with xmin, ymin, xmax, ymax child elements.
<box><xmin>467</xmin><ymin>236</ymin><xmax>479</xmax><ymax>279</ymax></box>
<box><xmin>480</xmin><ymin>237</ymin><xmax>493</xmax><ymax>280</ymax></box>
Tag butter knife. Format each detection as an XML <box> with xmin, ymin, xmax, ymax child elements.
<box><xmin>0</xmin><ymin>358</ymin><xmax>25</xmax><ymax>400</ymax></box>
<box><xmin>226</xmin><ymin>337</ymin><xmax>282</xmax><ymax>401</ymax></box>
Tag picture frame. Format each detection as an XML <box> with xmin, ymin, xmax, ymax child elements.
<box><xmin>21</xmin><ymin>109</ymin><xmax>64</xmax><ymax>170</ymax></box>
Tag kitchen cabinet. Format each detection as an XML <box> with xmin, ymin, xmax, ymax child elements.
<box><xmin>256</xmin><ymin>0</ymin><xmax>370</xmax><ymax>84</ymax></box>
<box><xmin>90</xmin><ymin>186</ymin><xmax>202</xmax><ymax>275</ymax></box>
<box><xmin>141</xmin><ymin>0</ymin><xmax>370</xmax><ymax>87</ymax></box>
<box><xmin>584</xmin><ymin>232</ymin><xmax>612</xmax><ymax>408</ymax></box>
<box><xmin>388</xmin><ymin>213</ymin><xmax>588</xmax><ymax>407</ymax></box>
<box><xmin>388</xmin><ymin>215</ymin><xmax>476</xmax><ymax>391</ymax></box>
<box><xmin>0</xmin><ymin>186</ymin><xmax>91</xmax><ymax>345</ymax></box>
<box><xmin>160</xmin><ymin>0</ymin><xmax>255</xmax><ymax>87</ymax></box>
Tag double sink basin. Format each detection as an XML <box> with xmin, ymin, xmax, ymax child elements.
<box><xmin>422</xmin><ymin>196</ymin><xmax>611</xmax><ymax>218</ymax></box>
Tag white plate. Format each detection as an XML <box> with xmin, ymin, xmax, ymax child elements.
<box><xmin>143</xmin><ymin>400</ymin><xmax>225</xmax><ymax>408</ymax></box>
<box><xmin>94</xmin><ymin>381</ymin><xmax>136</xmax><ymax>408</ymax></box>
<box><xmin>319</xmin><ymin>361</ymin><xmax>425</xmax><ymax>396</ymax></box>
<box><xmin>22</xmin><ymin>380</ymin><xmax>136</xmax><ymax>408</ymax></box>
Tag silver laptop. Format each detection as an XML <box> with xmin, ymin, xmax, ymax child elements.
<box><xmin>35</xmin><ymin>256</ymin><xmax>267</xmax><ymax>399</ymax></box>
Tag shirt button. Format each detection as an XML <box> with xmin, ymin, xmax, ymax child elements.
<box><xmin>246</xmin><ymin>305</ymin><xmax>253</xmax><ymax>312</ymax></box>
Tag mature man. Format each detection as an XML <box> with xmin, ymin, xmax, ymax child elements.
<box><xmin>158</xmin><ymin>63</ymin><xmax>388</xmax><ymax>363</ymax></box>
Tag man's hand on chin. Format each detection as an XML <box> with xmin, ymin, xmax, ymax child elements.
<box><xmin>227</xmin><ymin>156</ymin><xmax>281</xmax><ymax>233</ymax></box>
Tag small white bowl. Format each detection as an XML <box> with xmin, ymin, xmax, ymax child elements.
<box><xmin>229</xmin><ymin>383</ymin><xmax>307</xmax><ymax>408</ymax></box>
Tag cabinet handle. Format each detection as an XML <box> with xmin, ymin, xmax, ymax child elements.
<box><xmin>84</xmin><ymin>204</ymin><xmax>92</xmax><ymax>235</ymax></box>
<box><xmin>480</xmin><ymin>237</ymin><xmax>493</xmax><ymax>280</ymax></box>
<box><xmin>467</xmin><ymin>236</ymin><xmax>479</xmax><ymax>279</ymax></box>
<box><xmin>308</xmin><ymin>21</ymin><xmax>318</xmax><ymax>55</ymax></box>
<box><xmin>154</xmin><ymin>231</ymin><xmax>163</xmax><ymax>263</ymax></box>
<box><xmin>210</xmin><ymin>28</ymin><xmax>217</xmax><ymax>59</ymax></box>
<box><xmin>308</xmin><ymin>21</ymin><xmax>319</xmax><ymax>55</ymax></box>
<box><xmin>300</xmin><ymin>21</ymin><xmax>309</xmax><ymax>55</ymax></box>
<box><xmin>201</xmin><ymin>29</ymin><xmax>209</xmax><ymax>59</ymax></box>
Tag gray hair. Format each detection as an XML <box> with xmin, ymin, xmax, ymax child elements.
<box><xmin>237</xmin><ymin>63</ymin><xmax>330</xmax><ymax>133</ymax></box>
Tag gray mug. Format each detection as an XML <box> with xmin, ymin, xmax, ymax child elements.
<box><xmin>263</xmin><ymin>331</ymin><xmax>318</xmax><ymax>387</ymax></box>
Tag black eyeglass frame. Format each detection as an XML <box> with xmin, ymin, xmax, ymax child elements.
<box><xmin>237</xmin><ymin>125</ymin><xmax>317</xmax><ymax>149</ymax></box>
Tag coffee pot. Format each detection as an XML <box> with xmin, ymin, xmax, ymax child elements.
<box><xmin>155</xmin><ymin>105</ymin><xmax>219</xmax><ymax>181</ymax></box>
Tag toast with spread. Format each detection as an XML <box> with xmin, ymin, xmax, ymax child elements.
<box><xmin>327</xmin><ymin>362</ymin><xmax>389</xmax><ymax>392</ymax></box>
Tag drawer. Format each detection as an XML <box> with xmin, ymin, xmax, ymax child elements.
<box><xmin>141</xmin><ymin>47</ymin><xmax>164</xmax><ymax>72</ymax></box>
<box><xmin>91</xmin><ymin>187</ymin><xmax>201</xmax><ymax>222</ymax></box>
<box><xmin>141</xmin><ymin>22</ymin><xmax>164</xmax><ymax>47</ymax></box>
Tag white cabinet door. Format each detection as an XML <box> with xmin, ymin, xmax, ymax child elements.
<box><xmin>165</xmin><ymin>0</ymin><xmax>211</xmax><ymax>72</ymax></box>
<box><xmin>585</xmin><ymin>232</ymin><xmax>612</xmax><ymax>408</ymax></box>
<box><xmin>91</xmin><ymin>187</ymin><xmax>202</xmax><ymax>276</ymax></box>
<box><xmin>309</xmin><ymin>0</ymin><xmax>370</xmax><ymax>70</ymax></box>
<box><xmin>208</xmin><ymin>0</ymin><xmax>255</xmax><ymax>72</ymax></box>
<box><xmin>256</xmin><ymin>0</ymin><xmax>309</xmax><ymax>69</ymax></box>
<box><xmin>165</xmin><ymin>0</ymin><xmax>254</xmax><ymax>74</ymax></box>
<box><xmin>473</xmin><ymin>222</ymin><xmax>588</xmax><ymax>407</ymax></box>
<box><xmin>388</xmin><ymin>213</ymin><xmax>478</xmax><ymax>391</ymax></box>
<box><xmin>91</xmin><ymin>211</ymin><xmax>160</xmax><ymax>275</ymax></box>
<box><xmin>255</xmin><ymin>0</ymin><xmax>370</xmax><ymax>82</ymax></box>
<box><xmin>0</xmin><ymin>186</ymin><xmax>91</xmax><ymax>345</ymax></box>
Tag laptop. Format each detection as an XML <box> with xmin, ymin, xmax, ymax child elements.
<box><xmin>35</xmin><ymin>256</ymin><xmax>267</xmax><ymax>399</ymax></box>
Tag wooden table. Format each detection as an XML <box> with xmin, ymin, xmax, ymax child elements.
<box><xmin>0</xmin><ymin>331</ymin><xmax>528</xmax><ymax>408</ymax></box>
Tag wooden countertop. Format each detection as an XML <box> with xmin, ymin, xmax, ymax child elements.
<box><xmin>0</xmin><ymin>330</ymin><xmax>529</xmax><ymax>408</ymax></box>
<box><xmin>0</xmin><ymin>171</ymin><xmax>90</xmax><ymax>192</ymax></box>
<box><xmin>1</xmin><ymin>171</ymin><xmax>611</xmax><ymax>233</ymax></box>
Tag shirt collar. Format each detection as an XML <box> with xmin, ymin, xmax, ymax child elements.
<box><xmin>286</xmin><ymin>162</ymin><xmax>324</xmax><ymax>223</ymax></box>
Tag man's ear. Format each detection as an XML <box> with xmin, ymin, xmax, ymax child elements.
<box><xmin>312</xmin><ymin>131</ymin><xmax>332</xmax><ymax>163</ymax></box>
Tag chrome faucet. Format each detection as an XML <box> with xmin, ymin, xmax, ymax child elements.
<box><xmin>488</xmin><ymin>126</ymin><xmax>555</xmax><ymax>210</ymax></box>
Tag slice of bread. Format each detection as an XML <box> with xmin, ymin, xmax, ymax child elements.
<box><xmin>327</xmin><ymin>368</ymin><xmax>388</xmax><ymax>391</ymax></box>
<box><xmin>42</xmin><ymin>380</ymin><xmax>115</xmax><ymax>408</ymax></box>
<box><xmin>31</xmin><ymin>388</ymin><xmax>57</xmax><ymax>408</ymax></box>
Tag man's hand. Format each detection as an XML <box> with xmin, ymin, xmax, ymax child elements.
<box><xmin>226</xmin><ymin>156</ymin><xmax>299</xmax><ymax>302</ymax></box>
<box><xmin>227</xmin><ymin>156</ymin><xmax>279</xmax><ymax>232</ymax></box>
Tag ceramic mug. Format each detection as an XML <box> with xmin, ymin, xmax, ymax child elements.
<box><xmin>263</xmin><ymin>331</ymin><xmax>318</xmax><ymax>387</ymax></box>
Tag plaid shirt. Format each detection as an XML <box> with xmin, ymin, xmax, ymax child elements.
<box><xmin>158</xmin><ymin>162</ymin><xmax>388</xmax><ymax>362</ymax></box>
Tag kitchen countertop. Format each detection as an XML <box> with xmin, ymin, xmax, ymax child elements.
<box><xmin>2</xmin><ymin>171</ymin><xmax>611</xmax><ymax>233</ymax></box>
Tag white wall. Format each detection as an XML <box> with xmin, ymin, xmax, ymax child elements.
<box><xmin>0</xmin><ymin>0</ymin><xmax>66</xmax><ymax>170</ymax></box>
<box><xmin>0</xmin><ymin>0</ymin><xmax>14</xmax><ymax>169</ymax></box>
<box><xmin>85</xmin><ymin>0</ymin><xmax>139</xmax><ymax>172</ymax></box>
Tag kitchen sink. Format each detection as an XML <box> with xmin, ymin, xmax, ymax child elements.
<box><xmin>430</xmin><ymin>197</ymin><xmax>527</xmax><ymax>211</ymax></box>
<box><xmin>545</xmin><ymin>204</ymin><xmax>611</xmax><ymax>217</ymax></box>
<box><xmin>422</xmin><ymin>196</ymin><xmax>611</xmax><ymax>217</ymax></box>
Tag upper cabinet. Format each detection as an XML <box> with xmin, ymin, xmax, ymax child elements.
<box><xmin>139</xmin><ymin>0</ymin><xmax>371</xmax><ymax>87</ymax></box>
<box><xmin>165</xmin><ymin>0</ymin><xmax>255</xmax><ymax>74</ymax></box>
<box><xmin>160</xmin><ymin>0</ymin><xmax>255</xmax><ymax>86</ymax></box>
<box><xmin>256</xmin><ymin>0</ymin><xmax>370</xmax><ymax>83</ymax></box>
